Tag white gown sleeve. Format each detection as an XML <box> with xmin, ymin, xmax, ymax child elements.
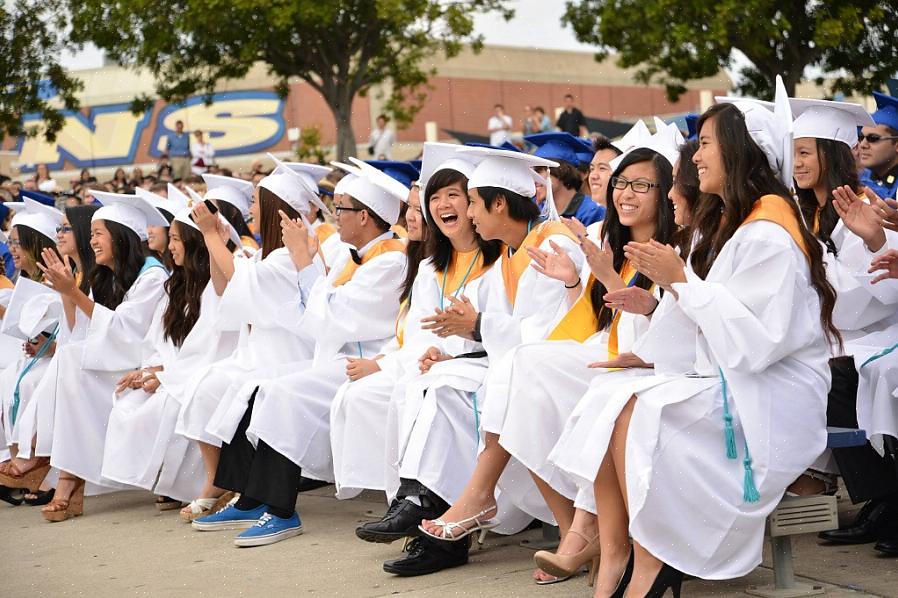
<box><xmin>671</xmin><ymin>221</ymin><xmax>821</xmax><ymax>374</ymax></box>
<box><xmin>81</xmin><ymin>268</ymin><xmax>168</xmax><ymax>371</ymax></box>
<box><xmin>828</xmin><ymin>227</ymin><xmax>898</xmax><ymax>330</ymax></box>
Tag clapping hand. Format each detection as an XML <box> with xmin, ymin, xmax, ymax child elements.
<box><xmin>419</xmin><ymin>346</ymin><xmax>452</xmax><ymax>374</ymax></box>
<box><xmin>603</xmin><ymin>286</ymin><xmax>659</xmax><ymax>315</ymax></box>
<box><xmin>36</xmin><ymin>248</ymin><xmax>76</xmax><ymax>295</ymax></box>
<box><xmin>833</xmin><ymin>185</ymin><xmax>887</xmax><ymax>251</ymax></box>
<box><xmin>624</xmin><ymin>240</ymin><xmax>685</xmax><ymax>290</ymax></box>
<box><xmin>421</xmin><ymin>295</ymin><xmax>478</xmax><ymax>340</ymax></box>
<box><xmin>527</xmin><ymin>240</ymin><xmax>579</xmax><ymax>287</ymax></box>
<box><xmin>869</xmin><ymin>249</ymin><xmax>898</xmax><ymax>284</ymax></box>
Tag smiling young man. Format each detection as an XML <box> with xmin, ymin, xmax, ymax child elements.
<box><xmin>859</xmin><ymin>93</ymin><xmax>898</xmax><ymax>200</ymax></box>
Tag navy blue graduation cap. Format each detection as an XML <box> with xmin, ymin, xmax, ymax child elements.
<box><xmin>409</xmin><ymin>160</ymin><xmax>422</xmax><ymax>172</ymax></box>
<box><xmin>684</xmin><ymin>114</ymin><xmax>699</xmax><ymax>141</ymax></box>
<box><xmin>872</xmin><ymin>92</ymin><xmax>898</xmax><ymax>131</ymax></box>
<box><xmin>318</xmin><ymin>185</ymin><xmax>334</xmax><ymax>197</ymax></box>
<box><xmin>0</xmin><ymin>202</ymin><xmax>9</xmax><ymax>221</ymax></box>
<box><xmin>19</xmin><ymin>189</ymin><xmax>57</xmax><ymax>207</ymax></box>
<box><xmin>465</xmin><ymin>141</ymin><xmax>521</xmax><ymax>153</ymax></box>
<box><xmin>525</xmin><ymin>132</ymin><xmax>593</xmax><ymax>166</ymax></box>
<box><xmin>366</xmin><ymin>160</ymin><xmax>420</xmax><ymax>188</ymax></box>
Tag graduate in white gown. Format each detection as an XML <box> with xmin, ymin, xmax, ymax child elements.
<box><xmin>550</xmin><ymin>89</ymin><xmax>842</xmax><ymax>595</ymax></box>
<box><xmin>200</xmin><ymin>173</ymin><xmax>260</xmax><ymax>255</ymax></box>
<box><xmin>417</xmin><ymin>142</ymin><xmax>689</xmax><ymax>586</ymax></box>
<box><xmin>190</xmin><ymin>158</ymin><xmax>406</xmax><ymax>548</ymax></box>
<box><xmin>376</xmin><ymin>147</ymin><xmax>588</xmax><ymax>576</ymax></box>
<box><xmin>175</xmin><ymin>164</ymin><xmax>325</xmax><ymax>521</ymax></box>
<box><xmin>4</xmin><ymin>191</ymin><xmax>171</xmax><ymax>522</ymax></box>
<box><xmin>100</xmin><ymin>209</ymin><xmax>240</xmax><ymax>509</ymax></box>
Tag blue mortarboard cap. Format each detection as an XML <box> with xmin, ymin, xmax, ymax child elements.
<box><xmin>19</xmin><ymin>189</ymin><xmax>57</xmax><ymax>207</ymax></box>
<box><xmin>409</xmin><ymin>160</ymin><xmax>423</xmax><ymax>172</ymax></box>
<box><xmin>525</xmin><ymin>132</ymin><xmax>593</xmax><ymax>166</ymax></box>
<box><xmin>464</xmin><ymin>141</ymin><xmax>522</xmax><ymax>153</ymax></box>
<box><xmin>318</xmin><ymin>185</ymin><xmax>333</xmax><ymax>197</ymax></box>
<box><xmin>684</xmin><ymin>114</ymin><xmax>699</xmax><ymax>141</ymax></box>
<box><xmin>365</xmin><ymin>160</ymin><xmax>420</xmax><ymax>188</ymax></box>
<box><xmin>0</xmin><ymin>202</ymin><xmax>9</xmax><ymax>221</ymax></box>
<box><xmin>872</xmin><ymin>92</ymin><xmax>898</xmax><ymax>131</ymax></box>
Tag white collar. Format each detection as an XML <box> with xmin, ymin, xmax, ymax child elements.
<box><xmin>357</xmin><ymin>230</ymin><xmax>395</xmax><ymax>258</ymax></box>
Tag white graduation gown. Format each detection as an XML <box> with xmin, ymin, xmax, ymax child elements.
<box><xmin>394</xmin><ymin>231</ymin><xmax>585</xmax><ymax>525</ymax></box>
<box><xmin>191</xmin><ymin>249</ymin><xmax>319</xmax><ymax>447</ymax></box>
<box><xmin>245</xmin><ymin>241</ymin><xmax>406</xmax><ymax>483</ymax></box>
<box><xmin>0</xmin><ymin>354</ymin><xmax>50</xmax><ymax>461</ymax></box>
<box><xmin>101</xmin><ymin>283</ymin><xmax>239</xmax><ymax>501</ymax></box>
<box><xmin>49</xmin><ymin>266</ymin><xmax>168</xmax><ymax>489</ymax></box>
<box><xmin>550</xmin><ymin>220</ymin><xmax>831</xmax><ymax>580</ymax></box>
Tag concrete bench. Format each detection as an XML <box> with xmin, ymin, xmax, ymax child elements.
<box><xmin>746</xmin><ymin>427</ymin><xmax>867</xmax><ymax>598</ymax></box>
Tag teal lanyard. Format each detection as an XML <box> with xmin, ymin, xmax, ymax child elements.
<box><xmin>11</xmin><ymin>325</ymin><xmax>59</xmax><ymax>426</ymax></box>
<box><xmin>439</xmin><ymin>249</ymin><xmax>481</xmax><ymax>310</ymax></box>
<box><xmin>718</xmin><ymin>367</ymin><xmax>760</xmax><ymax>503</ymax></box>
<box><xmin>859</xmin><ymin>342</ymin><xmax>898</xmax><ymax>369</ymax></box>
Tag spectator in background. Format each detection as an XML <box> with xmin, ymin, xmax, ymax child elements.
<box><xmin>130</xmin><ymin>167</ymin><xmax>144</xmax><ymax>187</ymax></box>
<box><xmin>191</xmin><ymin>130</ymin><xmax>215</xmax><ymax>175</ymax></box>
<box><xmin>158</xmin><ymin>164</ymin><xmax>173</xmax><ymax>182</ymax></box>
<box><xmin>79</xmin><ymin>168</ymin><xmax>94</xmax><ymax>185</ymax></box>
<box><xmin>368</xmin><ymin>114</ymin><xmax>395</xmax><ymax>159</ymax></box>
<box><xmin>587</xmin><ymin>135</ymin><xmax>623</xmax><ymax>207</ymax></box>
<box><xmin>111</xmin><ymin>167</ymin><xmax>128</xmax><ymax>191</ymax></box>
<box><xmin>32</xmin><ymin>163</ymin><xmax>57</xmax><ymax>192</ymax></box>
<box><xmin>0</xmin><ymin>202</ymin><xmax>14</xmax><ymax>279</ymax></box>
<box><xmin>166</xmin><ymin>120</ymin><xmax>192</xmax><ymax>180</ymax></box>
<box><xmin>523</xmin><ymin>106</ymin><xmax>551</xmax><ymax>135</ymax></box>
<box><xmin>556</xmin><ymin>93</ymin><xmax>587</xmax><ymax>137</ymax></box>
<box><xmin>488</xmin><ymin>104</ymin><xmax>513</xmax><ymax>146</ymax></box>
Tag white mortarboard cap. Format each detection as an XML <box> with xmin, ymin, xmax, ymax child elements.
<box><xmin>331</xmin><ymin>161</ymin><xmax>362</xmax><ymax>196</ymax></box>
<box><xmin>91</xmin><ymin>190</ymin><xmax>169</xmax><ymax>241</ymax></box>
<box><xmin>458</xmin><ymin>146</ymin><xmax>557</xmax><ymax>198</ymax></box>
<box><xmin>173</xmin><ymin>207</ymin><xmax>242</xmax><ymax>249</ymax></box>
<box><xmin>265</xmin><ymin>153</ymin><xmax>332</xmax><ymax>217</ymax></box>
<box><xmin>611</xmin><ymin>120</ymin><xmax>653</xmax><ymax>154</ymax></box>
<box><xmin>342</xmin><ymin>157</ymin><xmax>408</xmax><ymax>225</ymax></box>
<box><xmin>166</xmin><ymin>184</ymin><xmax>192</xmax><ymax>211</ymax></box>
<box><xmin>258</xmin><ymin>169</ymin><xmax>313</xmax><ymax>216</ymax></box>
<box><xmin>790</xmin><ymin>98</ymin><xmax>875</xmax><ymax>148</ymax></box>
<box><xmin>715</xmin><ymin>76</ymin><xmax>794</xmax><ymax>188</ymax></box>
<box><xmin>418</xmin><ymin>142</ymin><xmax>478</xmax><ymax>223</ymax></box>
<box><xmin>611</xmin><ymin>117</ymin><xmax>685</xmax><ymax>171</ymax></box>
<box><xmin>202</xmin><ymin>174</ymin><xmax>254</xmax><ymax>218</ymax></box>
<box><xmin>134</xmin><ymin>186</ymin><xmax>186</xmax><ymax>221</ymax></box>
<box><xmin>37</xmin><ymin>179</ymin><xmax>58</xmax><ymax>193</ymax></box>
<box><xmin>185</xmin><ymin>185</ymin><xmax>204</xmax><ymax>205</ymax></box>
<box><xmin>0</xmin><ymin>277</ymin><xmax>60</xmax><ymax>340</ymax></box>
<box><xmin>7</xmin><ymin>198</ymin><xmax>63</xmax><ymax>241</ymax></box>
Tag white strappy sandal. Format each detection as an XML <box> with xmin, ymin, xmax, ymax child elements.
<box><xmin>179</xmin><ymin>491</ymin><xmax>236</xmax><ymax>522</ymax></box>
<box><xmin>418</xmin><ymin>504</ymin><xmax>498</xmax><ymax>544</ymax></box>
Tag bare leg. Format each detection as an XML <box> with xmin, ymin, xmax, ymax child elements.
<box><xmin>420</xmin><ymin>432</ymin><xmax>508</xmax><ymax>536</ymax></box>
<box><xmin>593</xmin><ymin>396</ymin><xmax>636</xmax><ymax>598</ymax></box>
<box><xmin>198</xmin><ymin>441</ymin><xmax>225</xmax><ymax>497</ymax></box>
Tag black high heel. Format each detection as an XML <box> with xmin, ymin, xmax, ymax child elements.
<box><xmin>609</xmin><ymin>549</ymin><xmax>635</xmax><ymax>598</ymax></box>
<box><xmin>644</xmin><ymin>563</ymin><xmax>684</xmax><ymax>598</ymax></box>
<box><xmin>1</xmin><ymin>484</ymin><xmax>24</xmax><ymax>506</ymax></box>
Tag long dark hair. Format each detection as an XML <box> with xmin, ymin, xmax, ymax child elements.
<box><xmin>65</xmin><ymin>204</ymin><xmax>99</xmax><ymax>293</ymax></box>
<box><xmin>217</xmin><ymin>201</ymin><xmax>253</xmax><ymax>239</ymax></box>
<box><xmin>163</xmin><ymin>221</ymin><xmax>211</xmax><ymax>348</ymax></box>
<box><xmin>591</xmin><ymin>148</ymin><xmax>675</xmax><ymax>329</ymax></box>
<box><xmin>400</xmin><ymin>185</ymin><xmax>426</xmax><ymax>304</ymax></box>
<box><xmin>692</xmin><ymin>103</ymin><xmax>840</xmax><ymax>347</ymax></box>
<box><xmin>794</xmin><ymin>137</ymin><xmax>859</xmax><ymax>255</ymax></box>
<box><xmin>258</xmin><ymin>187</ymin><xmax>300</xmax><ymax>258</ymax></box>
<box><xmin>88</xmin><ymin>220</ymin><xmax>150</xmax><ymax>309</ymax></box>
<box><xmin>672</xmin><ymin>139</ymin><xmax>702</xmax><ymax>255</ymax></box>
<box><xmin>14</xmin><ymin>226</ymin><xmax>59</xmax><ymax>279</ymax></box>
<box><xmin>154</xmin><ymin>208</ymin><xmax>175</xmax><ymax>269</ymax></box>
<box><xmin>423</xmin><ymin>169</ymin><xmax>502</xmax><ymax>276</ymax></box>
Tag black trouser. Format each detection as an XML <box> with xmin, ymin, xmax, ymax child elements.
<box><xmin>214</xmin><ymin>391</ymin><xmax>303</xmax><ymax>513</ymax></box>
<box><xmin>828</xmin><ymin>356</ymin><xmax>898</xmax><ymax>504</ymax></box>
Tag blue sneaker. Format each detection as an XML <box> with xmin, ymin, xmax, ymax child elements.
<box><xmin>234</xmin><ymin>512</ymin><xmax>303</xmax><ymax>547</ymax></box>
<box><xmin>192</xmin><ymin>503</ymin><xmax>268</xmax><ymax>531</ymax></box>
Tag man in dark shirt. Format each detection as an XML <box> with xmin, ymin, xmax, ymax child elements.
<box><xmin>556</xmin><ymin>94</ymin><xmax>587</xmax><ymax>137</ymax></box>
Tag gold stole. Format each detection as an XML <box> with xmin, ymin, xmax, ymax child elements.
<box><xmin>742</xmin><ymin>195</ymin><xmax>809</xmax><ymax>262</ymax></box>
<box><xmin>0</xmin><ymin>275</ymin><xmax>13</xmax><ymax>290</ymax></box>
<box><xmin>606</xmin><ymin>261</ymin><xmax>639</xmax><ymax>359</ymax></box>
<box><xmin>314</xmin><ymin>222</ymin><xmax>337</xmax><ymax>245</ymax></box>
<box><xmin>501</xmin><ymin>221</ymin><xmax>577</xmax><ymax>305</ymax></box>
<box><xmin>396</xmin><ymin>298</ymin><xmax>409</xmax><ymax>347</ymax></box>
<box><xmin>391</xmin><ymin>224</ymin><xmax>408</xmax><ymax>239</ymax></box>
<box><xmin>332</xmin><ymin>239</ymin><xmax>406</xmax><ymax>287</ymax></box>
<box><xmin>437</xmin><ymin>249</ymin><xmax>490</xmax><ymax>299</ymax></box>
<box><xmin>241</xmin><ymin>235</ymin><xmax>260</xmax><ymax>250</ymax></box>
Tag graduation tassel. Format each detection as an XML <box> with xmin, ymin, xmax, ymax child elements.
<box><xmin>718</xmin><ymin>368</ymin><xmax>738</xmax><ymax>459</ymax></box>
<box><xmin>742</xmin><ymin>440</ymin><xmax>761</xmax><ymax>503</ymax></box>
<box><xmin>11</xmin><ymin>325</ymin><xmax>59</xmax><ymax>426</ymax></box>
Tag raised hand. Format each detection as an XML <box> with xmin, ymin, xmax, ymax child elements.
<box><xmin>869</xmin><ymin>248</ymin><xmax>898</xmax><ymax>284</ymax></box>
<box><xmin>561</xmin><ymin>216</ymin><xmax>587</xmax><ymax>240</ymax></box>
<box><xmin>280</xmin><ymin>210</ymin><xmax>315</xmax><ymax>270</ymax></box>
<box><xmin>527</xmin><ymin>240</ymin><xmax>579</xmax><ymax>287</ymax></box>
<box><xmin>191</xmin><ymin>201</ymin><xmax>219</xmax><ymax>235</ymax></box>
<box><xmin>36</xmin><ymin>248</ymin><xmax>76</xmax><ymax>295</ymax></box>
<box><xmin>582</xmin><ymin>237</ymin><xmax>616</xmax><ymax>283</ymax></box>
<box><xmin>833</xmin><ymin>185</ymin><xmax>886</xmax><ymax>251</ymax></box>
<box><xmin>624</xmin><ymin>240</ymin><xmax>685</xmax><ymax>290</ymax></box>
<box><xmin>603</xmin><ymin>286</ymin><xmax>659</xmax><ymax>315</ymax></box>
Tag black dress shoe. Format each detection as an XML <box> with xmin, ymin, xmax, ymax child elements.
<box><xmin>297</xmin><ymin>477</ymin><xmax>332</xmax><ymax>493</ymax></box>
<box><xmin>874</xmin><ymin>536</ymin><xmax>898</xmax><ymax>556</ymax></box>
<box><xmin>818</xmin><ymin>500</ymin><xmax>896</xmax><ymax>544</ymax></box>
<box><xmin>382</xmin><ymin>536</ymin><xmax>469</xmax><ymax>576</ymax></box>
<box><xmin>355</xmin><ymin>499</ymin><xmax>441</xmax><ymax>543</ymax></box>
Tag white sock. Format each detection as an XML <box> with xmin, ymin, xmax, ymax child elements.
<box><xmin>405</xmin><ymin>495</ymin><xmax>422</xmax><ymax>506</ymax></box>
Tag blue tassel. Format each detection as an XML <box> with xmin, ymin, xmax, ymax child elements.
<box><xmin>719</xmin><ymin>368</ymin><xmax>737</xmax><ymax>459</ymax></box>
<box><xmin>742</xmin><ymin>442</ymin><xmax>760</xmax><ymax>503</ymax></box>
<box><xmin>11</xmin><ymin>326</ymin><xmax>58</xmax><ymax>426</ymax></box>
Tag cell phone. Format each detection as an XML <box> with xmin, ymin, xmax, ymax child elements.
<box><xmin>190</xmin><ymin>199</ymin><xmax>219</xmax><ymax>222</ymax></box>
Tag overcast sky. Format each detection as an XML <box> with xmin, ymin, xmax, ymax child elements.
<box><xmin>60</xmin><ymin>0</ymin><xmax>596</xmax><ymax>70</ymax></box>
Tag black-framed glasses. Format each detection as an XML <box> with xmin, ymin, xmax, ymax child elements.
<box><xmin>858</xmin><ymin>133</ymin><xmax>898</xmax><ymax>143</ymax></box>
<box><xmin>334</xmin><ymin>206</ymin><xmax>365</xmax><ymax>216</ymax></box>
<box><xmin>610</xmin><ymin>175</ymin><xmax>659</xmax><ymax>194</ymax></box>
<box><xmin>56</xmin><ymin>225</ymin><xmax>74</xmax><ymax>234</ymax></box>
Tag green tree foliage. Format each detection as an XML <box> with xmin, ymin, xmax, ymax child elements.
<box><xmin>0</xmin><ymin>2</ymin><xmax>82</xmax><ymax>143</ymax></box>
<box><xmin>563</xmin><ymin>0</ymin><xmax>898</xmax><ymax>99</ymax></box>
<box><xmin>66</xmin><ymin>0</ymin><xmax>512</xmax><ymax>159</ymax></box>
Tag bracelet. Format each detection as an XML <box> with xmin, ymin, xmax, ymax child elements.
<box><xmin>564</xmin><ymin>276</ymin><xmax>581</xmax><ymax>289</ymax></box>
<box><xmin>647</xmin><ymin>299</ymin><xmax>659</xmax><ymax>316</ymax></box>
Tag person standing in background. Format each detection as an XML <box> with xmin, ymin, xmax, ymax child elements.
<box><xmin>167</xmin><ymin>120</ymin><xmax>192</xmax><ymax>180</ymax></box>
<box><xmin>487</xmin><ymin>104</ymin><xmax>513</xmax><ymax>146</ymax></box>
<box><xmin>368</xmin><ymin>114</ymin><xmax>396</xmax><ymax>160</ymax></box>
<box><xmin>556</xmin><ymin>94</ymin><xmax>587</xmax><ymax>137</ymax></box>
<box><xmin>191</xmin><ymin>130</ymin><xmax>215</xmax><ymax>175</ymax></box>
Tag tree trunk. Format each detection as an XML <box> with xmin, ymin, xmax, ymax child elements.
<box><xmin>326</xmin><ymin>93</ymin><xmax>358</xmax><ymax>161</ymax></box>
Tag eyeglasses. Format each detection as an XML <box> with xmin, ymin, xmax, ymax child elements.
<box><xmin>858</xmin><ymin>133</ymin><xmax>898</xmax><ymax>144</ymax></box>
<box><xmin>8</xmin><ymin>239</ymin><xmax>20</xmax><ymax>248</ymax></box>
<box><xmin>610</xmin><ymin>176</ymin><xmax>659</xmax><ymax>194</ymax></box>
<box><xmin>334</xmin><ymin>206</ymin><xmax>364</xmax><ymax>216</ymax></box>
<box><xmin>56</xmin><ymin>225</ymin><xmax>74</xmax><ymax>234</ymax></box>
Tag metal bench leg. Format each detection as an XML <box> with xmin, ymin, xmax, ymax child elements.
<box><xmin>746</xmin><ymin>536</ymin><xmax>825</xmax><ymax>597</ymax></box>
